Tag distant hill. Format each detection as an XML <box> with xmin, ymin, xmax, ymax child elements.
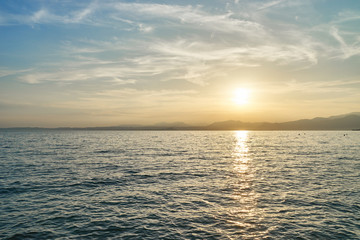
<box><xmin>204</xmin><ymin>113</ymin><xmax>360</xmax><ymax>130</ymax></box>
<box><xmin>328</xmin><ymin>112</ymin><xmax>360</xmax><ymax>119</ymax></box>
<box><xmin>1</xmin><ymin>113</ymin><xmax>360</xmax><ymax>131</ymax></box>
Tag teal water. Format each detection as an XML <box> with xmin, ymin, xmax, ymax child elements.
<box><xmin>0</xmin><ymin>130</ymin><xmax>359</xmax><ymax>239</ymax></box>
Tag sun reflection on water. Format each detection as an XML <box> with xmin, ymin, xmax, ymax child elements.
<box><xmin>229</xmin><ymin>131</ymin><xmax>263</xmax><ymax>235</ymax></box>
<box><xmin>234</xmin><ymin>131</ymin><xmax>250</xmax><ymax>174</ymax></box>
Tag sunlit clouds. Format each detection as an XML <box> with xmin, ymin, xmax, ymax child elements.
<box><xmin>0</xmin><ymin>0</ymin><xmax>360</xmax><ymax>127</ymax></box>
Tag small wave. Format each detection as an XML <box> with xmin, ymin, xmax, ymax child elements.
<box><xmin>94</xmin><ymin>149</ymin><xmax>126</xmax><ymax>154</ymax></box>
<box><xmin>6</xmin><ymin>231</ymin><xmax>55</xmax><ymax>240</ymax></box>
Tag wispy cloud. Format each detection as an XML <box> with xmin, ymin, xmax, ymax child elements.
<box><xmin>1</xmin><ymin>2</ymin><xmax>357</xmax><ymax>87</ymax></box>
<box><xmin>257</xmin><ymin>0</ymin><xmax>287</xmax><ymax>10</ymax></box>
<box><xmin>17</xmin><ymin>29</ymin><xmax>319</xmax><ymax>86</ymax></box>
<box><xmin>0</xmin><ymin>68</ymin><xmax>16</xmax><ymax>78</ymax></box>
<box><xmin>19</xmin><ymin>35</ymin><xmax>317</xmax><ymax>86</ymax></box>
<box><xmin>152</xmin><ymin>38</ymin><xmax>318</xmax><ymax>66</ymax></box>
<box><xmin>19</xmin><ymin>66</ymin><xmax>140</xmax><ymax>84</ymax></box>
<box><xmin>0</xmin><ymin>2</ymin><xmax>97</xmax><ymax>26</ymax></box>
<box><xmin>330</xmin><ymin>27</ymin><xmax>360</xmax><ymax>59</ymax></box>
<box><xmin>0</xmin><ymin>68</ymin><xmax>32</xmax><ymax>78</ymax></box>
<box><xmin>112</xmin><ymin>2</ymin><xmax>265</xmax><ymax>35</ymax></box>
<box><xmin>1</xmin><ymin>0</ymin><xmax>327</xmax><ymax>89</ymax></box>
<box><xmin>1</xmin><ymin>1</ymin><xmax>265</xmax><ymax>36</ymax></box>
<box><xmin>333</xmin><ymin>10</ymin><xmax>360</xmax><ymax>24</ymax></box>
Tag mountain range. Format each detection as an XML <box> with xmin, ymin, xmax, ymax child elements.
<box><xmin>3</xmin><ymin>112</ymin><xmax>360</xmax><ymax>131</ymax></box>
<box><xmin>204</xmin><ymin>113</ymin><xmax>360</xmax><ymax>130</ymax></box>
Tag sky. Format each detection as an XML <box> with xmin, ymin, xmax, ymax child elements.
<box><xmin>0</xmin><ymin>0</ymin><xmax>360</xmax><ymax>127</ymax></box>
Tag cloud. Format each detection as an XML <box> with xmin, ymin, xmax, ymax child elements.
<box><xmin>0</xmin><ymin>68</ymin><xmax>32</xmax><ymax>78</ymax></box>
<box><xmin>71</xmin><ymin>2</ymin><xmax>97</xmax><ymax>23</ymax></box>
<box><xmin>6</xmin><ymin>0</ymin><xmax>358</xmax><ymax>88</ymax></box>
<box><xmin>0</xmin><ymin>1</ymin><xmax>265</xmax><ymax>37</ymax></box>
<box><xmin>19</xmin><ymin>66</ymin><xmax>140</xmax><ymax>84</ymax></box>
<box><xmin>113</xmin><ymin>2</ymin><xmax>266</xmax><ymax>36</ymax></box>
<box><xmin>334</xmin><ymin>10</ymin><xmax>360</xmax><ymax>24</ymax></box>
<box><xmin>0</xmin><ymin>2</ymin><xmax>97</xmax><ymax>26</ymax></box>
<box><xmin>257</xmin><ymin>0</ymin><xmax>287</xmax><ymax>10</ymax></box>
<box><xmin>0</xmin><ymin>69</ymin><xmax>15</xmax><ymax>78</ymax></box>
<box><xmin>330</xmin><ymin>27</ymin><xmax>360</xmax><ymax>59</ymax></box>
<box><xmin>18</xmin><ymin>29</ymin><xmax>318</xmax><ymax>86</ymax></box>
<box><xmin>152</xmin><ymin>38</ymin><xmax>317</xmax><ymax>66</ymax></box>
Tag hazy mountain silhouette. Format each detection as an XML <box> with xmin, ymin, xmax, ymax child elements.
<box><xmin>205</xmin><ymin>113</ymin><xmax>360</xmax><ymax>130</ymax></box>
<box><xmin>2</xmin><ymin>113</ymin><xmax>360</xmax><ymax>130</ymax></box>
<box><xmin>327</xmin><ymin>112</ymin><xmax>360</xmax><ymax>119</ymax></box>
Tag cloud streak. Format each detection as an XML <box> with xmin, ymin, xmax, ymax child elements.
<box><xmin>330</xmin><ymin>27</ymin><xmax>360</xmax><ymax>59</ymax></box>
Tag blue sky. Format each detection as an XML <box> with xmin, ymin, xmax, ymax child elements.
<box><xmin>1</xmin><ymin>0</ymin><xmax>360</xmax><ymax>127</ymax></box>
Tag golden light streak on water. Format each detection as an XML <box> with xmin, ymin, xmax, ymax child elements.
<box><xmin>234</xmin><ymin>131</ymin><xmax>250</xmax><ymax>174</ymax></box>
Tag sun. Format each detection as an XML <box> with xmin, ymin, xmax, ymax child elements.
<box><xmin>233</xmin><ymin>88</ymin><xmax>251</xmax><ymax>105</ymax></box>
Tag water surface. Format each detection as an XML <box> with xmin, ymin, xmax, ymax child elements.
<box><xmin>0</xmin><ymin>130</ymin><xmax>359</xmax><ymax>239</ymax></box>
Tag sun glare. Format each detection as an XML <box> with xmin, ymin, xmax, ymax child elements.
<box><xmin>233</xmin><ymin>88</ymin><xmax>251</xmax><ymax>105</ymax></box>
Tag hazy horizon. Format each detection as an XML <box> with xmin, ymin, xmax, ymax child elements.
<box><xmin>1</xmin><ymin>1</ymin><xmax>360</xmax><ymax>127</ymax></box>
<box><xmin>1</xmin><ymin>111</ymin><xmax>359</xmax><ymax>129</ymax></box>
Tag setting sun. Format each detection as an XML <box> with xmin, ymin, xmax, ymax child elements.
<box><xmin>233</xmin><ymin>88</ymin><xmax>251</xmax><ymax>105</ymax></box>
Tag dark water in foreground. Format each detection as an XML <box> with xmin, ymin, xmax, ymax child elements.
<box><xmin>0</xmin><ymin>130</ymin><xmax>359</xmax><ymax>239</ymax></box>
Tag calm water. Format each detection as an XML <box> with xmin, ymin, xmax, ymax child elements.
<box><xmin>0</xmin><ymin>130</ymin><xmax>359</xmax><ymax>239</ymax></box>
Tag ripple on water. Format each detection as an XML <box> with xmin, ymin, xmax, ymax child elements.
<box><xmin>0</xmin><ymin>130</ymin><xmax>359</xmax><ymax>239</ymax></box>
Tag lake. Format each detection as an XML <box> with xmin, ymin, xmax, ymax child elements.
<box><xmin>0</xmin><ymin>130</ymin><xmax>359</xmax><ymax>239</ymax></box>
